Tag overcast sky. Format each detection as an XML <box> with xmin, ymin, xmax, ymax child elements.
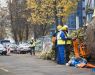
<box><xmin>0</xmin><ymin>0</ymin><xmax>7</xmax><ymax>7</ymax></box>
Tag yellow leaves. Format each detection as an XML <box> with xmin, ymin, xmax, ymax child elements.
<box><xmin>26</xmin><ymin>0</ymin><xmax>54</xmax><ymax>25</ymax></box>
<box><xmin>62</xmin><ymin>0</ymin><xmax>77</xmax><ymax>12</ymax></box>
<box><xmin>26</xmin><ymin>0</ymin><xmax>78</xmax><ymax>25</ymax></box>
<box><xmin>57</xmin><ymin>0</ymin><xmax>78</xmax><ymax>23</ymax></box>
<box><xmin>27</xmin><ymin>0</ymin><xmax>37</xmax><ymax>9</ymax></box>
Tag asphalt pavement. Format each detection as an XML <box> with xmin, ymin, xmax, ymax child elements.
<box><xmin>0</xmin><ymin>54</ymin><xmax>94</xmax><ymax>75</ymax></box>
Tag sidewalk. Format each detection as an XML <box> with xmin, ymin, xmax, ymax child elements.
<box><xmin>0</xmin><ymin>54</ymin><xmax>95</xmax><ymax>75</ymax></box>
<box><xmin>0</xmin><ymin>68</ymin><xmax>13</xmax><ymax>75</ymax></box>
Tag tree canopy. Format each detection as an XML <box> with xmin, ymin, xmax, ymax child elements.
<box><xmin>27</xmin><ymin>0</ymin><xmax>79</xmax><ymax>25</ymax></box>
<box><xmin>7</xmin><ymin>0</ymin><xmax>79</xmax><ymax>41</ymax></box>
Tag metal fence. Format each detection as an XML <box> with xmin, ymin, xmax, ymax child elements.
<box><xmin>35</xmin><ymin>36</ymin><xmax>52</xmax><ymax>51</ymax></box>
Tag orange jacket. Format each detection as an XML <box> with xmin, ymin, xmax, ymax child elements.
<box><xmin>73</xmin><ymin>38</ymin><xmax>90</xmax><ymax>58</ymax></box>
<box><xmin>73</xmin><ymin>39</ymin><xmax>80</xmax><ymax>57</ymax></box>
<box><xmin>79</xmin><ymin>43</ymin><xmax>90</xmax><ymax>58</ymax></box>
<box><xmin>52</xmin><ymin>36</ymin><xmax>56</xmax><ymax>44</ymax></box>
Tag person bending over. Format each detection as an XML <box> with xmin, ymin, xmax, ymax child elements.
<box><xmin>66</xmin><ymin>57</ymin><xmax>95</xmax><ymax>68</ymax></box>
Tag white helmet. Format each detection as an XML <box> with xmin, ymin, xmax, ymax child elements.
<box><xmin>64</xmin><ymin>25</ymin><xmax>68</xmax><ymax>30</ymax></box>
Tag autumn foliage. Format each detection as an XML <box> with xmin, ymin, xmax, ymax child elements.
<box><xmin>26</xmin><ymin>0</ymin><xmax>79</xmax><ymax>25</ymax></box>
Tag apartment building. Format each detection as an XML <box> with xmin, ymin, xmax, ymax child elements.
<box><xmin>86</xmin><ymin>0</ymin><xmax>95</xmax><ymax>22</ymax></box>
<box><xmin>67</xmin><ymin>0</ymin><xmax>95</xmax><ymax>30</ymax></box>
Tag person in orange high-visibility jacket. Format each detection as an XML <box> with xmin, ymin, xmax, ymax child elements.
<box><xmin>73</xmin><ymin>37</ymin><xmax>91</xmax><ymax>60</ymax></box>
<box><xmin>52</xmin><ymin>33</ymin><xmax>57</xmax><ymax>60</ymax></box>
<box><xmin>52</xmin><ymin>33</ymin><xmax>56</xmax><ymax>45</ymax></box>
<box><xmin>73</xmin><ymin>37</ymin><xmax>80</xmax><ymax>58</ymax></box>
<box><xmin>79</xmin><ymin>42</ymin><xmax>91</xmax><ymax>60</ymax></box>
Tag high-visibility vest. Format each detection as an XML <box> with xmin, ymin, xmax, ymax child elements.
<box><xmin>73</xmin><ymin>39</ymin><xmax>80</xmax><ymax>57</ymax></box>
<box><xmin>57</xmin><ymin>31</ymin><xmax>66</xmax><ymax>45</ymax></box>
<box><xmin>66</xmin><ymin>40</ymin><xmax>72</xmax><ymax>44</ymax></box>
<box><xmin>65</xmin><ymin>33</ymin><xmax>72</xmax><ymax>45</ymax></box>
<box><xmin>30</xmin><ymin>41</ymin><xmax>35</xmax><ymax>47</ymax></box>
<box><xmin>79</xmin><ymin>43</ymin><xmax>90</xmax><ymax>58</ymax></box>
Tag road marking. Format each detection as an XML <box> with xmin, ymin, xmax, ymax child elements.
<box><xmin>0</xmin><ymin>68</ymin><xmax>9</xmax><ymax>72</ymax></box>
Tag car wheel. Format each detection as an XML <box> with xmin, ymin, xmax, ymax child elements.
<box><xmin>1</xmin><ymin>51</ymin><xmax>7</xmax><ymax>55</ymax></box>
<box><xmin>3</xmin><ymin>51</ymin><xmax>7</xmax><ymax>55</ymax></box>
<box><xmin>1</xmin><ymin>53</ymin><xmax>3</xmax><ymax>55</ymax></box>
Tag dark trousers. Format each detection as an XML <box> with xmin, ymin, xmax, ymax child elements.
<box><xmin>30</xmin><ymin>47</ymin><xmax>35</xmax><ymax>55</ymax></box>
<box><xmin>55</xmin><ymin>48</ymin><xmax>57</xmax><ymax>61</ymax></box>
<box><xmin>52</xmin><ymin>44</ymin><xmax>57</xmax><ymax>61</ymax></box>
<box><xmin>65</xmin><ymin>45</ymin><xmax>72</xmax><ymax>63</ymax></box>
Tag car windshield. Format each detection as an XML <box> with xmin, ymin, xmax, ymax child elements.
<box><xmin>1</xmin><ymin>40</ymin><xmax>10</xmax><ymax>44</ymax></box>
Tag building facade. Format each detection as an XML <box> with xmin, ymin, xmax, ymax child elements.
<box><xmin>86</xmin><ymin>0</ymin><xmax>95</xmax><ymax>22</ymax></box>
<box><xmin>67</xmin><ymin>14</ymin><xmax>76</xmax><ymax>30</ymax></box>
<box><xmin>67</xmin><ymin>0</ymin><xmax>85</xmax><ymax>30</ymax></box>
<box><xmin>67</xmin><ymin>0</ymin><xmax>95</xmax><ymax>30</ymax></box>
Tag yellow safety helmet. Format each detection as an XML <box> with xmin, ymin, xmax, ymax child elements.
<box><xmin>57</xmin><ymin>25</ymin><xmax>62</xmax><ymax>31</ymax></box>
<box><xmin>64</xmin><ymin>25</ymin><xmax>68</xmax><ymax>30</ymax></box>
<box><xmin>61</xmin><ymin>26</ymin><xmax>67</xmax><ymax>31</ymax></box>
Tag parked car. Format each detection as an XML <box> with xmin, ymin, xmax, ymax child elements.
<box><xmin>9</xmin><ymin>43</ymin><xmax>18</xmax><ymax>53</ymax></box>
<box><xmin>1</xmin><ymin>40</ymin><xmax>10</xmax><ymax>48</ymax></box>
<box><xmin>17</xmin><ymin>43</ymin><xmax>30</xmax><ymax>54</ymax></box>
<box><xmin>0</xmin><ymin>44</ymin><xmax>7</xmax><ymax>55</ymax></box>
<box><xmin>1</xmin><ymin>40</ymin><xmax>10</xmax><ymax>44</ymax></box>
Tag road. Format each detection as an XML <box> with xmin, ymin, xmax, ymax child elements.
<box><xmin>0</xmin><ymin>54</ymin><xmax>94</xmax><ymax>75</ymax></box>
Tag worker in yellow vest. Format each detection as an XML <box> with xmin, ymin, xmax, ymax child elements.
<box><xmin>62</xmin><ymin>25</ymin><xmax>72</xmax><ymax>62</ymax></box>
<box><xmin>29</xmin><ymin>39</ymin><xmax>36</xmax><ymax>55</ymax></box>
<box><xmin>56</xmin><ymin>25</ymin><xmax>67</xmax><ymax>64</ymax></box>
<box><xmin>52</xmin><ymin>25</ymin><xmax>62</xmax><ymax>61</ymax></box>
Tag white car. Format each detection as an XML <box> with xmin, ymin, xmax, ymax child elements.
<box><xmin>0</xmin><ymin>44</ymin><xmax>7</xmax><ymax>55</ymax></box>
<box><xmin>17</xmin><ymin>43</ymin><xmax>30</xmax><ymax>54</ymax></box>
<box><xmin>9</xmin><ymin>43</ymin><xmax>17</xmax><ymax>52</ymax></box>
